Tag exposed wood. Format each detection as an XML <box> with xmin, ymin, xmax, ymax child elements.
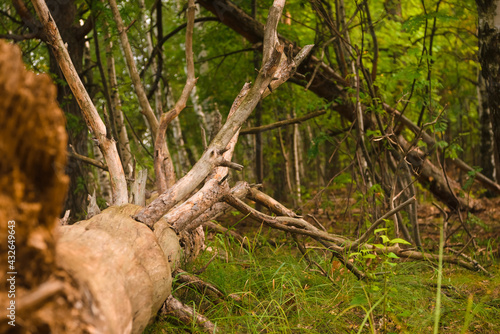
<box><xmin>86</xmin><ymin>190</ymin><xmax>101</xmax><ymax>219</ymax></box>
<box><xmin>104</xmin><ymin>22</ymin><xmax>133</xmax><ymax>178</ymax></box>
<box><xmin>57</xmin><ymin>205</ymin><xmax>180</xmax><ymax>333</ymax></box>
<box><xmin>162</xmin><ymin>295</ymin><xmax>217</xmax><ymax>333</ymax></box>
<box><xmin>384</xmin><ymin>103</ymin><xmax>500</xmax><ymax>196</ymax></box>
<box><xmin>68</xmin><ymin>147</ymin><xmax>108</xmax><ymax>171</ymax></box>
<box><xmin>130</xmin><ymin>169</ymin><xmax>148</xmax><ymax>206</ymax></box>
<box><xmin>154</xmin><ymin>0</ymin><xmax>197</xmax><ymax>192</ymax></box>
<box><xmin>0</xmin><ymin>41</ymin><xmax>183</xmax><ymax>334</ymax></box>
<box><xmin>198</xmin><ymin>0</ymin><xmax>494</xmax><ymax>213</ymax></box>
<box><xmin>396</xmin><ymin>135</ymin><xmax>481</xmax><ymax>211</ymax></box>
<box><xmin>173</xmin><ymin>269</ymin><xmax>242</xmax><ymax>304</ymax></box>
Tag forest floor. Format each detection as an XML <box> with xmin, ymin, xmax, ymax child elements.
<box><xmin>146</xmin><ymin>195</ymin><xmax>500</xmax><ymax>333</ymax></box>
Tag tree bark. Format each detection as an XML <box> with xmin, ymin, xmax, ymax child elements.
<box><xmin>0</xmin><ymin>40</ymin><xmax>181</xmax><ymax>334</ymax></box>
<box><xmin>476</xmin><ymin>0</ymin><xmax>500</xmax><ymax>180</ymax></box>
<box><xmin>199</xmin><ymin>0</ymin><xmax>494</xmax><ymax>211</ymax></box>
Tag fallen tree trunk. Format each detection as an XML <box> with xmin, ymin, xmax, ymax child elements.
<box><xmin>56</xmin><ymin>205</ymin><xmax>180</xmax><ymax>333</ymax></box>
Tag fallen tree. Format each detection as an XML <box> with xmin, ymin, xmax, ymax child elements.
<box><xmin>0</xmin><ymin>1</ymin><xmax>492</xmax><ymax>333</ymax></box>
<box><xmin>0</xmin><ymin>1</ymin><xmax>316</xmax><ymax>332</ymax></box>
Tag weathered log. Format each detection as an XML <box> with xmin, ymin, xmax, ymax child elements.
<box><xmin>57</xmin><ymin>205</ymin><xmax>180</xmax><ymax>333</ymax></box>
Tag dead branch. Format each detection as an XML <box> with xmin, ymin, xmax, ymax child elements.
<box><xmin>230</xmin><ymin>188</ymin><xmax>487</xmax><ymax>277</ymax></box>
<box><xmin>162</xmin><ymin>295</ymin><xmax>218</xmax><ymax>333</ymax></box>
<box><xmin>204</xmin><ymin>221</ymin><xmax>250</xmax><ymax>249</ymax></box>
<box><xmin>68</xmin><ymin>146</ymin><xmax>108</xmax><ymax>171</ymax></box>
<box><xmin>240</xmin><ymin>110</ymin><xmax>326</xmax><ymax>134</ymax></box>
<box><xmin>173</xmin><ymin>269</ymin><xmax>242</xmax><ymax>304</ymax></box>
<box><xmin>384</xmin><ymin>103</ymin><xmax>500</xmax><ymax>196</ymax></box>
<box><xmin>108</xmin><ymin>0</ymin><xmax>159</xmax><ymax>137</ymax></box>
<box><xmin>31</xmin><ymin>0</ymin><xmax>128</xmax><ymax>205</ymax></box>
<box><xmin>154</xmin><ymin>0</ymin><xmax>198</xmax><ymax>192</ymax></box>
<box><xmin>133</xmin><ymin>1</ymin><xmax>313</xmax><ymax>228</ymax></box>
<box><xmin>349</xmin><ymin>197</ymin><xmax>416</xmax><ymax>249</ymax></box>
<box><xmin>165</xmin><ymin>82</ymin><xmax>252</xmax><ymax>233</ymax></box>
<box><xmin>177</xmin><ymin>182</ymin><xmax>251</xmax><ymax>233</ymax></box>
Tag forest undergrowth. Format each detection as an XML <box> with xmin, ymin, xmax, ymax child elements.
<box><xmin>146</xmin><ymin>194</ymin><xmax>500</xmax><ymax>334</ymax></box>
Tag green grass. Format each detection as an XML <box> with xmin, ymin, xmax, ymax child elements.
<box><xmin>145</xmin><ymin>228</ymin><xmax>500</xmax><ymax>334</ymax></box>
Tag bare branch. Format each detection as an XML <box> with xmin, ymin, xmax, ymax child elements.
<box><xmin>31</xmin><ymin>0</ymin><xmax>128</xmax><ymax>205</ymax></box>
<box><xmin>134</xmin><ymin>1</ymin><xmax>312</xmax><ymax>228</ymax></box>
<box><xmin>108</xmin><ymin>0</ymin><xmax>159</xmax><ymax>137</ymax></box>
<box><xmin>162</xmin><ymin>295</ymin><xmax>217</xmax><ymax>333</ymax></box>
<box><xmin>240</xmin><ymin>109</ymin><xmax>326</xmax><ymax>134</ymax></box>
<box><xmin>154</xmin><ymin>0</ymin><xmax>198</xmax><ymax>192</ymax></box>
<box><xmin>68</xmin><ymin>148</ymin><xmax>108</xmax><ymax>171</ymax></box>
<box><xmin>349</xmin><ymin>197</ymin><xmax>416</xmax><ymax>249</ymax></box>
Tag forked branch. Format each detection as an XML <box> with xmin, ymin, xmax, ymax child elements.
<box><xmin>133</xmin><ymin>0</ymin><xmax>313</xmax><ymax>228</ymax></box>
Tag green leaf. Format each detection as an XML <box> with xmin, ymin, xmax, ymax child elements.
<box><xmin>381</xmin><ymin>235</ymin><xmax>390</xmax><ymax>244</ymax></box>
<box><xmin>389</xmin><ymin>238</ymin><xmax>412</xmax><ymax>245</ymax></box>
<box><xmin>387</xmin><ymin>252</ymin><xmax>400</xmax><ymax>259</ymax></box>
<box><xmin>436</xmin><ymin>140</ymin><xmax>448</xmax><ymax>149</ymax></box>
<box><xmin>373</xmin><ymin>244</ymin><xmax>386</xmax><ymax>249</ymax></box>
<box><xmin>374</xmin><ymin>228</ymin><xmax>388</xmax><ymax>234</ymax></box>
<box><xmin>363</xmin><ymin>254</ymin><xmax>377</xmax><ymax>259</ymax></box>
<box><xmin>434</xmin><ymin>119</ymin><xmax>448</xmax><ymax>133</ymax></box>
<box><xmin>402</xmin><ymin>14</ymin><xmax>426</xmax><ymax>34</ymax></box>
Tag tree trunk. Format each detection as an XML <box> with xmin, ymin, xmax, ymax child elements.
<box><xmin>199</xmin><ymin>0</ymin><xmax>493</xmax><ymax>211</ymax></box>
<box><xmin>0</xmin><ymin>40</ymin><xmax>181</xmax><ymax>334</ymax></box>
<box><xmin>104</xmin><ymin>26</ymin><xmax>133</xmax><ymax>178</ymax></box>
<box><xmin>0</xmin><ymin>2</ymin><xmax>312</xmax><ymax>332</ymax></box>
<box><xmin>476</xmin><ymin>0</ymin><xmax>500</xmax><ymax>180</ymax></box>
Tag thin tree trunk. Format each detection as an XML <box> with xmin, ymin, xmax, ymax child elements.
<box><xmin>108</xmin><ymin>0</ymin><xmax>159</xmax><ymax>138</ymax></box>
<box><xmin>93</xmin><ymin>141</ymin><xmax>112</xmax><ymax>204</ymax></box>
<box><xmin>139</xmin><ymin>0</ymin><xmax>163</xmax><ymax>119</ymax></box>
<box><xmin>293</xmin><ymin>113</ymin><xmax>301</xmax><ymax>204</ymax></box>
<box><xmin>477</xmin><ymin>69</ymin><xmax>496</xmax><ymax>182</ymax></box>
<box><xmin>167</xmin><ymin>87</ymin><xmax>192</xmax><ymax>176</ymax></box>
<box><xmin>104</xmin><ymin>26</ymin><xmax>133</xmax><ymax>178</ymax></box>
<box><xmin>252</xmin><ymin>0</ymin><xmax>264</xmax><ymax>191</ymax></box>
<box><xmin>134</xmin><ymin>2</ymin><xmax>313</xmax><ymax>227</ymax></box>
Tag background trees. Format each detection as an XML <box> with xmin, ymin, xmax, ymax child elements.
<box><xmin>1</xmin><ymin>0</ymin><xmax>490</xmax><ymax>216</ymax></box>
<box><xmin>1</xmin><ymin>0</ymin><xmax>499</xmax><ymax>332</ymax></box>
